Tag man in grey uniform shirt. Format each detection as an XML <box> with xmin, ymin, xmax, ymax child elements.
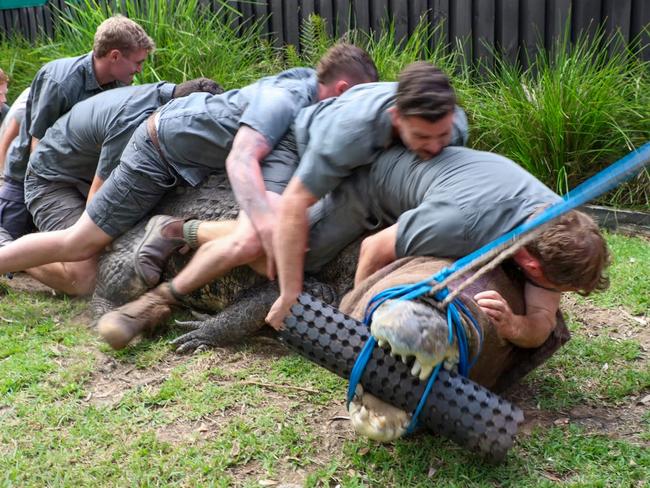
<box><xmin>299</xmin><ymin>145</ymin><xmax>609</xmax><ymax>348</ymax></box>
<box><xmin>0</xmin><ymin>44</ymin><xmax>378</xmax><ymax>304</ymax></box>
<box><xmin>266</xmin><ymin>61</ymin><xmax>468</xmax><ymax>327</ymax></box>
<box><xmin>9</xmin><ymin>78</ymin><xmax>221</xmax><ymax>295</ymax></box>
<box><xmin>0</xmin><ymin>15</ymin><xmax>154</xmax><ymax>239</ymax></box>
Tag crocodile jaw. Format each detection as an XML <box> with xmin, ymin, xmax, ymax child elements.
<box><xmin>371</xmin><ymin>299</ymin><xmax>459</xmax><ymax>380</ymax></box>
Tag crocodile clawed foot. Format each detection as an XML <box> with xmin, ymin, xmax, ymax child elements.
<box><xmin>371</xmin><ymin>299</ymin><xmax>460</xmax><ymax>380</ymax></box>
<box><xmin>348</xmin><ymin>385</ymin><xmax>410</xmax><ymax>443</ymax></box>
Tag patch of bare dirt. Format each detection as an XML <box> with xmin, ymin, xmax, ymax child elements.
<box><xmin>561</xmin><ymin>295</ymin><xmax>650</xmax><ymax>351</ymax></box>
<box><xmin>1</xmin><ymin>271</ymin><xmax>56</xmax><ymax>295</ymax></box>
<box><xmin>85</xmin><ymin>353</ymin><xmax>186</xmax><ymax>407</ymax></box>
<box><xmin>509</xmin><ymin>383</ymin><xmax>649</xmax><ymax>445</ymax></box>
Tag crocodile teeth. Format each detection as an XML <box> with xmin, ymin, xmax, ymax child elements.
<box><xmin>377</xmin><ymin>339</ymin><xmax>386</xmax><ymax>347</ymax></box>
<box><xmin>359</xmin><ymin>406</ymin><xmax>369</xmax><ymax>421</ymax></box>
<box><xmin>401</xmin><ymin>355</ymin><xmax>408</xmax><ymax>364</ymax></box>
<box><xmin>411</xmin><ymin>360</ymin><xmax>421</xmax><ymax>377</ymax></box>
<box><xmin>418</xmin><ymin>363</ymin><xmax>434</xmax><ymax>381</ymax></box>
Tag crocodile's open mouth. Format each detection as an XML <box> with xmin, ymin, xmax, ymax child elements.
<box><xmin>370</xmin><ymin>299</ymin><xmax>459</xmax><ymax>380</ymax></box>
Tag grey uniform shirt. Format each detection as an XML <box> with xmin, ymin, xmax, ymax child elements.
<box><xmin>156</xmin><ymin>67</ymin><xmax>319</xmax><ymax>187</ymax></box>
<box><xmin>28</xmin><ymin>82</ymin><xmax>176</xmax><ymax>194</ymax></box>
<box><xmin>368</xmin><ymin>146</ymin><xmax>561</xmax><ymax>257</ymax></box>
<box><xmin>4</xmin><ymin>52</ymin><xmax>123</xmax><ymax>181</ymax></box>
<box><xmin>293</xmin><ymin>82</ymin><xmax>469</xmax><ymax>199</ymax></box>
<box><xmin>304</xmin><ymin>145</ymin><xmax>560</xmax><ymax>272</ymax></box>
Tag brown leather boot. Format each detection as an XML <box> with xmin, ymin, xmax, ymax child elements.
<box><xmin>97</xmin><ymin>283</ymin><xmax>178</xmax><ymax>350</ymax></box>
<box><xmin>134</xmin><ymin>215</ymin><xmax>191</xmax><ymax>287</ymax></box>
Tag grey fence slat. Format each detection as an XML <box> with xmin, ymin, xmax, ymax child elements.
<box><xmin>450</xmin><ymin>0</ymin><xmax>472</xmax><ymax>61</ymax></box>
<box><xmin>27</xmin><ymin>7</ymin><xmax>38</xmax><ymax>39</ymax></box>
<box><xmin>519</xmin><ymin>0</ymin><xmax>545</xmax><ymax>67</ymax></box>
<box><xmin>431</xmin><ymin>0</ymin><xmax>450</xmax><ymax>49</ymax></box>
<box><xmin>336</xmin><ymin>0</ymin><xmax>351</xmax><ymax>36</ymax></box>
<box><xmin>630</xmin><ymin>0</ymin><xmax>650</xmax><ymax>61</ymax></box>
<box><xmin>572</xmin><ymin>0</ymin><xmax>602</xmax><ymax>41</ymax></box>
<box><xmin>410</xmin><ymin>0</ymin><xmax>427</xmax><ymax>33</ymax></box>
<box><xmin>18</xmin><ymin>7</ymin><xmax>29</xmax><ymax>40</ymax></box>
<box><xmin>284</xmin><ymin>0</ymin><xmax>300</xmax><ymax>46</ymax></box>
<box><xmin>391</xmin><ymin>0</ymin><xmax>408</xmax><ymax>43</ymax></box>
<box><xmin>496</xmin><ymin>0</ymin><xmax>519</xmax><ymax>64</ymax></box>
<box><xmin>370</xmin><ymin>0</ymin><xmax>389</xmax><ymax>34</ymax></box>
<box><xmin>545</xmin><ymin>0</ymin><xmax>570</xmax><ymax>52</ymax></box>
<box><xmin>353</xmin><ymin>0</ymin><xmax>370</xmax><ymax>32</ymax></box>
<box><xmin>603</xmin><ymin>0</ymin><xmax>632</xmax><ymax>57</ymax></box>
<box><xmin>318</xmin><ymin>0</ymin><xmax>334</xmax><ymax>36</ymax></box>
<box><xmin>253</xmin><ymin>0</ymin><xmax>270</xmax><ymax>36</ymax></box>
<box><xmin>239</xmin><ymin>0</ymin><xmax>254</xmax><ymax>29</ymax></box>
<box><xmin>602</xmin><ymin>0</ymin><xmax>632</xmax><ymax>38</ymax></box>
<box><xmin>269</xmin><ymin>0</ymin><xmax>283</xmax><ymax>45</ymax></box>
<box><xmin>301</xmin><ymin>0</ymin><xmax>316</xmax><ymax>24</ymax></box>
<box><xmin>473</xmin><ymin>0</ymin><xmax>495</xmax><ymax>69</ymax></box>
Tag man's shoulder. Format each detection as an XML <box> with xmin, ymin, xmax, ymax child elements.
<box><xmin>38</xmin><ymin>53</ymin><xmax>90</xmax><ymax>82</ymax></box>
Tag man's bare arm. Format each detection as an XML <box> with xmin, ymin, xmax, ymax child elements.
<box><xmin>0</xmin><ymin>117</ymin><xmax>20</xmax><ymax>170</ymax></box>
<box><xmin>226</xmin><ymin>126</ymin><xmax>275</xmax><ymax>275</ymax></box>
<box><xmin>354</xmin><ymin>225</ymin><xmax>398</xmax><ymax>286</ymax></box>
<box><xmin>474</xmin><ymin>284</ymin><xmax>561</xmax><ymax>348</ymax></box>
<box><xmin>265</xmin><ymin>178</ymin><xmax>317</xmax><ymax>329</ymax></box>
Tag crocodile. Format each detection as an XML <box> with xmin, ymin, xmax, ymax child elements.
<box><xmin>92</xmin><ymin>171</ymin><xmax>569</xmax><ymax>387</ymax></box>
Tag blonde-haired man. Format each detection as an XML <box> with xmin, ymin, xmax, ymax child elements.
<box><xmin>0</xmin><ymin>15</ymin><xmax>154</xmax><ymax>240</ymax></box>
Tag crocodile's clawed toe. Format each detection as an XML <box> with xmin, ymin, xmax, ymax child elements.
<box><xmin>348</xmin><ymin>385</ymin><xmax>410</xmax><ymax>443</ymax></box>
<box><xmin>371</xmin><ymin>299</ymin><xmax>459</xmax><ymax>380</ymax></box>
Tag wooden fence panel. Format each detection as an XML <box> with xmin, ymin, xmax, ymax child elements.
<box><xmin>631</xmin><ymin>0</ymin><xmax>650</xmax><ymax>61</ymax></box>
<box><xmin>390</xmin><ymin>0</ymin><xmax>408</xmax><ymax>43</ymax></box>
<box><xmin>572</xmin><ymin>0</ymin><xmax>602</xmax><ymax>41</ymax></box>
<box><xmin>284</xmin><ymin>0</ymin><xmax>300</xmax><ymax>46</ymax></box>
<box><xmin>431</xmin><ymin>0</ymin><xmax>450</xmax><ymax>49</ymax></box>
<box><xmin>546</xmin><ymin>0</ymin><xmax>571</xmax><ymax>53</ymax></box>
<box><xmin>520</xmin><ymin>0</ymin><xmax>546</xmax><ymax>67</ymax></box>
<box><xmin>353</xmin><ymin>0</ymin><xmax>370</xmax><ymax>33</ymax></box>
<box><xmin>318</xmin><ymin>0</ymin><xmax>334</xmax><ymax>36</ymax></box>
<box><xmin>269</xmin><ymin>0</ymin><xmax>283</xmax><ymax>45</ymax></box>
<box><xmin>474</xmin><ymin>0</ymin><xmax>496</xmax><ymax>70</ymax></box>
<box><xmin>496</xmin><ymin>0</ymin><xmax>520</xmax><ymax>64</ymax></box>
<box><xmin>335</xmin><ymin>0</ymin><xmax>351</xmax><ymax>36</ymax></box>
<box><xmin>409</xmin><ymin>0</ymin><xmax>427</xmax><ymax>33</ymax></box>
<box><xmin>449</xmin><ymin>0</ymin><xmax>472</xmax><ymax>62</ymax></box>
<box><xmin>253</xmin><ymin>0</ymin><xmax>271</xmax><ymax>37</ymax></box>
<box><xmin>370</xmin><ymin>0</ymin><xmax>389</xmax><ymax>35</ymax></box>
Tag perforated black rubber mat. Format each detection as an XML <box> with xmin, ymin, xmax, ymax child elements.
<box><xmin>277</xmin><ymin>293</ymin><xmax>524</xmax><ymax>461</ymax></box>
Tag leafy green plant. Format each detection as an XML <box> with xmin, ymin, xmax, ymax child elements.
<box><xmin>465</xmin><ymin>28</ymin><xmax>649</xmax><ymax>207</ymax></box>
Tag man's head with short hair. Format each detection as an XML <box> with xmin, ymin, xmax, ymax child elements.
<box><xmin>173</xmin><ymin>77</ymin><xmax>224</xmax><ymax>98</ymax></box>
<box><xmin>0</xmin><ymin>69</ymin><xmax>8</xmax><ymax>105</ymax></box>
<box><xmin>521</xmin><ymin>210</ymin><xmax>610</xmax><ymax>295</ymax></box>
<box><xmin>316</xmin><ymin>43</ymin><xmax>378</xmax><ymax>100</ymax></box>
<box><xmin>93</xmin><ymin>15</ymin><xmax>154</xmax><ymax>85</ymax></box>
<box><xmin>389</xmin><ymin>62</ymin><xmax>457</xmax><ymax>160</ymax></box>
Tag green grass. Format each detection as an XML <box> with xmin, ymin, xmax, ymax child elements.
<box><xmin>0</xmin><ymin>234</ymin><xmax>647</xmax><ymax>485</ymax></box>
<box><xmin>586</xmin><ymin>233</ymin><xmax>650</xmax><ymax>315</ymax></box>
